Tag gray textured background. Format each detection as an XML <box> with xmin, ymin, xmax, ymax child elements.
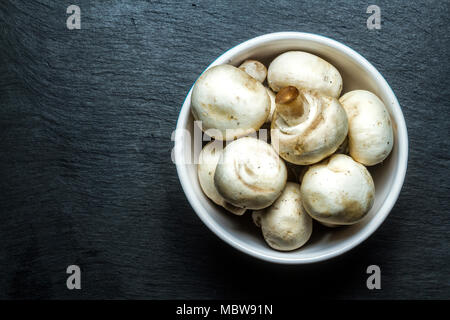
<box><xmin>0</xmin><ymin>0</ymin><xmax>449</xmax><ymax>299</ymax></box>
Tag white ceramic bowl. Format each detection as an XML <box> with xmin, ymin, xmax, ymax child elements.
<box><xmin>174</xmin><ymin>32</ymin><xmax>408</xmax><ymax>264</ymax></box>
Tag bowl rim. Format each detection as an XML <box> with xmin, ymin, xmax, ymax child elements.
<box><xmin>174</xmin><ymin>32</ymin><xmax>408</xmax><ymax>264</ymax></box>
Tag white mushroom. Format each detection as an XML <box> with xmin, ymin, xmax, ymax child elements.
<box><xmin>197</xmin><ymin>142</ymin><xmax>246</xmax><ymax>215</ymax></box>
<box><xmin>237</xmin><ymin>60</ymin><xmax>274</xmax><ymax>123</ymax></box>
<box><xmin>300</xmin><ymin>154</ymin><xmax>375</xmax><ymax>225</ymax></box>
<box><xmin>339</xmin><ymin>90</ymin><xmax>394</xmax><ymax>166</ymax></box>
<box><xmin>214</xmin><ymin>137</ymin><xmax>287</xmax><ymax>210</ymax></box>
<box><xmin>191</xmin><ymin>64</ymin><xmax>270</xmax><ymax>141</ymax></box>
<box><xmin>252</xmin><ymin>182</ymin><xmax>312</xmax><ymax>251</ymax></box>
<box><xmin>271</xmin><ymin>87</ymin><xmax>348</xmax><ymax>165</ymax></box>
<box><xmin>267</xmin><ymin>51</ymin><xmax>343</xmax><ymax>97</ymax></box>
<box><xmin>238</xmin><ymin>59</ymin><xmax>267</xmax><ymax>83</ymax></box>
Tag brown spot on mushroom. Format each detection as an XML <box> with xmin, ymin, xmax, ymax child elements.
<box><xmin>244</xmin><ymin>78</ymin><xmax>258</xmax><ymax>91</ymax></box>
<box><xmin>244</xmin><ymin>165</ymin><xmax>255</xmax><ymax>176</ymax></box>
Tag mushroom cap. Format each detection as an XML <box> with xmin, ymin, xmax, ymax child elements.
<box><xmin>253</xmin><ymin>182</ymin><xmax>313</xmax><ymax>251</ymax></box>
<box><xmin>214</xmin><ymin>137</ymin><xmax>287</xmax><ymax>210</ymax></box>
<box><xmin>339</xmin><ymin>90</ymin><xmax>394</xmax><ymax>166</ymax></box>
<box><xmin>271</xmin><ymin>88</ymin><xmax>348</xmax><ymax>165</ymax></box>
<box><xmin>239</xmin><ymin>59</ymin><xmax>267</xmax><ymax>83</ymax></box>
<box><xmin>300</xmin><ymin>154</ymin><xmax>375</xmax><ymax>225</ymax></box>
<box><xmin>267</xmin><ymin>51</ymin><xmax>343</xmax><ymax>97</ymax></box>
<box><xmin>197</xmin><ymin>142</ymin><xmax>246</xmax><ymax>215</ymax></box>
<box><xmin>191</xmin><ymin>64</ymin><xmax>270</xmax><ymax>141</ymax></box>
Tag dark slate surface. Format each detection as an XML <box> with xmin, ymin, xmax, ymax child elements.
<box><xmin>0</xmin><ymin>0</ymin><xmax>449</xmax><ymax>299</ymax></box>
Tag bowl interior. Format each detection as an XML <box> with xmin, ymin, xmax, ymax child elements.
<box><xmin>176</xmin><ymin>33</ymin><xmax>407</xmax><ymax>263</ymax></box>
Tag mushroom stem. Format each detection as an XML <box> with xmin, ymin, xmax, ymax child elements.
<box><xmin>275</xmin><ymin>86</ymin><xmax>306</xmax><ymax>126</ymax></box>
<box><xmin>275</xmin><ymin>86</ymin><xmax>299</xmax><ymax>104</ymax></box>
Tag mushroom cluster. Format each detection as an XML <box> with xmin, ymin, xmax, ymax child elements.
<box><xmin>192</xmin><ymin>52</ymin><xmax>394</xmax><ymax>251</ymax></box>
